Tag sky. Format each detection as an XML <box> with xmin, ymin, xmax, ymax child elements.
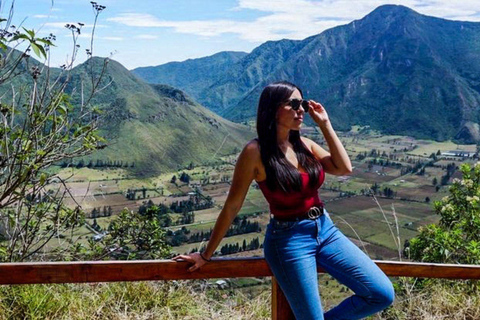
<box><xmin>4</xmin><ymin>0</ymin><xmax>480</xmax><ymax>70</ymax></box>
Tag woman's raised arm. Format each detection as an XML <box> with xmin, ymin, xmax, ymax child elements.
<box><xmin>172</xmin><ymin>141</ymin><xmax>258</xmax><ymax>271</ymax></box>
<box><xmin>304</xmin><ymin>100</ymin><xmax>352</xmax><ymax>176</ymax></box>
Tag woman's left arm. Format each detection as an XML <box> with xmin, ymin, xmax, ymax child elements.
<box><xmin>304</xmin><ymin>100</ymin><xmax>352</xmax><ymax>176</ymax></box>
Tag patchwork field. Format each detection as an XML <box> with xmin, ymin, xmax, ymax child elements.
<box><xmin>40</xmin><ymin>128</ymin><xmax>476</xmax><ymax>262</ymax></box>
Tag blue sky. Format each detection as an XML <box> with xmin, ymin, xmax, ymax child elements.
<box><xmin>5</xmin><ymin>0</ymin><xmax>480</xmax><ymax>70</ymax></box>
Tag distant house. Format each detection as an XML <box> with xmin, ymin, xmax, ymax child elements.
<box><xmin>92</xmin><ymin>232</ymin><xmax>107</xmax><ymax>242</ymax></box>
<box><xmin>441</xmin><ymin>150</ymin><xmax>475</xmax><ymax>158</ymax></box>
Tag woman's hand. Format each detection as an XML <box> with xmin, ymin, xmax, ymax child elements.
<box><xmin>307</xmin><ymin>100</ymin><xmax>330</xmax><ymax>126</ymax></box>
<box><xmin>172</xmin><ymin>252</ymin><xmax>208</xmax><ymax>272</ymax></box>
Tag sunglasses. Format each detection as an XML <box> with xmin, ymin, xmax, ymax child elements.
<box><xmin>287</xmin><ymin>99</ymin><xmax>310</xmax><ymax>111</ymax></box>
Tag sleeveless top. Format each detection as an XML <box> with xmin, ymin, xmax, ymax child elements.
<box><xmin>256</xmin><ymin>169</ymin><xmax>325</xmax><ymax>218</ymax></box>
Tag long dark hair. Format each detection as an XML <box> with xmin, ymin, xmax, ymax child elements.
<box><xmin>256</xmin><ymin>81</ymin><xmax>322</xmax><ymax>193</ymax></box>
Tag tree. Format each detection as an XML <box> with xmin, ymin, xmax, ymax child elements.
<box><xmin>70</xmin><ymin>208</ymin><xmax>171</xmax><ymax>261</ymax></box>
<box><xmin>179</xmin><ymin>172</ymin><xmax>190</xmax><ymax>183</ymax></box>
<box><xmin>406</xmin><ymin>163</ymin><xmax>480</xmax><ymax>264</ymax></box>
<box><xmin>0</xmin><ymin>2</ymin><xmax>107</xmax><ymax>262</ymax></box>
<box><xmin>370</xmin><ymin>182</ymin><xmax>379</xmax><ymax>194</ymax></box>
<box><xmin>91</xmin><ymin>207</ymin><xmax>99</xmax><ymax>218</ymax></box>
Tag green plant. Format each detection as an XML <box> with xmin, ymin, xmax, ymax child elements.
<box><xmin>68</xmin><ymin>208</ymin><xmax>171</xmax><ymax>261</ymax></box>
<box><xmin>406</xmin><ymin>162</ymin><xmax>480</xmax><ymax>264</ymax></box>
<box><xmin>0</xmin><ymin>1</ymin><xmax>107</xmax><ymax>262</ymax></box>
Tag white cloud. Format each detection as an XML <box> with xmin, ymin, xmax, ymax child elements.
<box><xmin>107</xmin><ymin>14</ymin><xmax>161</xmax><ymax>27</ymax></box>
<box><xmin>107</xmin><ymin>0</ymin><xmax>480</xmax><ymax>43</ymax></box>
<box><xmin>236</xmin><ymin>0</ymin><xmax>480</xmax><ymax>21</ymax></box>
<box><xmin>45</xmin><ymin>22</ymin><xmax>108</xmax><ymax>29</ymax></box>
<box><xmin>33</xmin><ymin>14</ymin><xmax>50</xmax><ymax>19</ymax></box>
<box><xmin>136</xmin><ymin>34</ymin><xmax>158</xmax><ymax>39</ymax></box>
<box><xmin>65</xmin><ymin>34</ymin><xmax>123</xmax><ymax>41</ymax></box>
<box><xmin>102</xmin><ymin>36</ymin><xmax>123</xmax><ymax>41</ymax></box>
<box><xmin>108</xmin><ymin>12</ymin><xmax>344</xmax><ymax>42</ymax></box>
<box><xmin>447</xmin><ymin>15</ymin><xmax>480</xmax><ymax>22</ymax></box>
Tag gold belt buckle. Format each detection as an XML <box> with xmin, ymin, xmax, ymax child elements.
<box><xmin>307</xmin><ymin>206</ymin><xmax>322</xmax><ymax>219</ymax></box>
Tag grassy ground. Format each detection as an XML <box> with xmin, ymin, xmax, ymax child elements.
<box><xmin>407</xmin><ymin>140</ymin><xmax>476</xmax><ymax>156</ymax></box>
<box><xmin>1</xmin><ymin>278</ymin><xmax>478</xmax><ymax>319</ymax></box>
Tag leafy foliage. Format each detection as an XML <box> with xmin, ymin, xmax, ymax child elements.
<box><xmin>69</xmin><ymin>208</ymin><xmax>171</xmax><ymax>261</ymax></box>
<box><xmin>406</xmin><ymin>163</ymin><xmax>480</xmax><ymax>264</ymax></box>
<box><xmin>0</xmin><ymin>2</ymin><xmax>107</xmax><ymax>262</ymax></box>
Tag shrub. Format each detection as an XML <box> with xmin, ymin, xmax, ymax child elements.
<box><xmin>406</xmin><ymin>163</ymin><xmax>480</xmax><ymax>264</ymax></box>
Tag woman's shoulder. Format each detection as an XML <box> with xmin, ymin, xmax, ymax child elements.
<box><xmin>238</xmin><ymin>139</ymin><xmax>262</xmax><ymax>173</ymax></box>
<box><xmin>300</xmin><ymin>136</ymin><xmax>314</xmax><ymax>151</ymax></box>
<box><xmin>243</xmin><ymin>139</ymin><xmax>261</xmax><ymax>156</ymax></box>
<box><xmin>242</xmin><ymin>139</ymin><xmax>263</xmax><ymax>179</ymax></box>
<box><xmin>300</xmin><ymin>136</ymin><xmax>330</xmax><ymax>161</ymax></box>
<box><xmin>247</xmin><ymin>138</ymin><xmax>260</xmax><ymax>146</ymax></box>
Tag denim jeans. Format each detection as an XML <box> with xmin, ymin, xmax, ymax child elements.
<box><xmin>263</xmin><ymin>209</ymin><xmax>395</xmax><ymax>320</ymax></box>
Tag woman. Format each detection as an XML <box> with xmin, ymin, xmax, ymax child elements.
<box><xmin>173</xmin><ymin>81</ymin><xmax>394</xmax><ymax>319</ymax></box>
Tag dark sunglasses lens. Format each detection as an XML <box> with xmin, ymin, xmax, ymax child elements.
<box><xmin>290</xmin><ymin>99</ymin><xmax>301</xmax><ymax>110</ymax></box>
<box><xmin>301</xmin><ymin>100</ymin><xmax>309</xmax><ymax>110</ymax></box>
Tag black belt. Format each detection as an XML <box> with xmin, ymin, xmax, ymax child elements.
<box><xmin>273</xmin><ymin>205</ymin><xmax>324</xmax><ymax>222</ymax></box>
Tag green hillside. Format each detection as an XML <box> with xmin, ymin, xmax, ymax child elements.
<box><xmin>0</xmin><ymin>55</ymin><xmax>254</xmax><ymax>176</ymax></box>
<box><xmin>70</xmin><ymin>58</ymin><xmax>254</xmax><ymax>176</ymax></box>
<box><xmin>132</xmin><ymin>51</ymin><xmax>247</xmax><ymax>113</ymax></box>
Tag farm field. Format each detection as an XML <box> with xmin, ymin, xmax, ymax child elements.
<box><xmin>44</xmin><ymin>128</ymin><xmax>476</xmax><ymax>262</ymax></box>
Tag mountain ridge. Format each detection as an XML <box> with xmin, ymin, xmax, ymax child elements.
<box><xmin>0</xmin><ymin>53</ymin><xmax>254</xmax><ymax>176</ymax></box>
<box><xmin>70</xmin><ymin>57</ymin><xmax>254</xmax><ymax>176</ymax></box>
<box><xmin>133</xmin><ymin>4</ymin><xmax>480</xmax><ymax>142</ymax></box>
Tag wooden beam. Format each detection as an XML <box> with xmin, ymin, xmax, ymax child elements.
<box><xmin>271</xmin><ymin>277</ymin><xmax>295</xmax><ymax>320</ymax></box>
<box><xmin>375</xmin><ymin>261</ymin><xmax>480</xmax><ymax>279</ymax></box>
<box><xmin>0</xmin><ymin>257</ymin><xmax>271</xmax><ymax>285</ymax></box>
<box><xmin>1</xmin><ymin>259</ymin><xmax>480</xmax><ymax>285</ymax></box>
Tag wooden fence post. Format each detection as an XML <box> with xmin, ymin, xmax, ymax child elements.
<box><xmin>271</xmin><ymin>277</ymin><xmax>295</xmax><ymax>320</ymax></box>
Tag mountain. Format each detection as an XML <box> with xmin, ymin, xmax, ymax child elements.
<box><xmin>134</xmin><ymin>5</ymin><xmax>480</xmax><ymax>142</ymax></box>
<box><xmin>70</xmin><ymin>57</ymin><xmax>254</xmax><ymax>176</ymax></box>
<box><xmin>132</xmin><ymin>51</ymin><xmax>247</xmax><ymax>113</ymax></box>
<box><xmin>0</xmin><ymin>55</ymin><xmax>254</xmax><ymax>176</ymax></box>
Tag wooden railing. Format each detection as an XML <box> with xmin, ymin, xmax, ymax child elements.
<box><xmin>2</xmin><ymin>258</ymin><xmax>480</xmax><ymax>320</ymax></box>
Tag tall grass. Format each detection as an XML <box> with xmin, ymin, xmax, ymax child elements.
<box><xmin>0</xmin><ymin>281</ymin><xmax>270</xmax><ymax>320</ymax></box>
<box><xmin>368</xmin><ymin>191</ymin><xmax>480</xmax><ymax>320</ymax></box>
<box><xmin>2</xmin><ymin>278</ymin><xmax>478</xmax><ymax>319</ymax></box>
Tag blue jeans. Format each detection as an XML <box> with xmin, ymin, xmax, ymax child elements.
<box><xmin>263</xmin><ymin>210</ymin><xmax>395</xmax><ymax>320</ymax></box>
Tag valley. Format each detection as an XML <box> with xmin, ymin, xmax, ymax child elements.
<box><xmin>48</xmin><ymin>125</ymin><xmax>476</xmax><ymax>261</ymax></box>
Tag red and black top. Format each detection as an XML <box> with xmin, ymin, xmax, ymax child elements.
<box><xmin>257</xmin><ymin>170</ymin><xmax>325</xmax><ymax>218</ymax></box>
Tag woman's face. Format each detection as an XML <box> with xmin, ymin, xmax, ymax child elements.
<box><xmin>276</xmin><ymin>89</ymin><xmax>305</xmax><ymax>131</ymax></box>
